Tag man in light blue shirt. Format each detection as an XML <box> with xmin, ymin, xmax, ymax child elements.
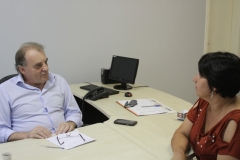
<box><xmin>0</xmin><ymin>42</ymin><xmax>83</xmax><ymax>143</ymax></box>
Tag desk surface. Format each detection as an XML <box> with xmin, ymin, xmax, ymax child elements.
<box><xmin>70</xmin><ymin>83</ymin><xmax>192</xmax><ymax>117</ymax></box>
<box><xmin>70</xmin><ymin>83</ymin><xmax>193</xmax><ymax>159</ymax></box>
<box><xmin>0</xmin><ymin>123</ymin><xmax>157</xmax><ymax>160</ymax></box>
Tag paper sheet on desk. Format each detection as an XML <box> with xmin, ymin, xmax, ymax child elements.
<box><xmin>117</xmin><ymin>99</ymin><xmax>175</xmax><ymax>116</ymax></box>
<box><xmin>47</xmin><ymin>130</ymin><xmax>95</xmax><ymax>150</ymax></box>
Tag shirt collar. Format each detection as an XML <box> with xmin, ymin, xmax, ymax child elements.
<box><xmin>16</xmin><ymin>72</ymin><xmax>56</xmax><ymax>90</ymax></box>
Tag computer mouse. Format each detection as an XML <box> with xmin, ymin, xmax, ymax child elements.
<box><xmin>125</xmin><ymin>92</ymin><xmax>132</xmax><ymax>97</ymax></box>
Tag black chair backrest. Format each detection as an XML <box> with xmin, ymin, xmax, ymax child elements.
<box><xmin>0</xmin><ymin>74</ymin><xmax>18</xmax><ymax>84</ymax></box>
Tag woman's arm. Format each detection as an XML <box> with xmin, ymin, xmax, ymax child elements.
<box><xmin>217</xmin><ymin>120</ymin><xmax>238</xmax><ymax>160</ymax></box>
<box><xmin>171</xmin><ymin>118</ymin><xmax>193</xmax><ymax>160</ymax></box>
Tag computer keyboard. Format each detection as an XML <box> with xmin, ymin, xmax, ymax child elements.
<box><xmin>80</xmin><ymin>84</ymin><xmax>119</xmax><ymax>95</ymax></box>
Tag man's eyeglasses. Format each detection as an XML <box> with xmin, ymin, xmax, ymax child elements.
<box><xmin>124</xmin><ymin>100</ymin><xmax>137</xmax><ymax>108</ymax></box>
<box><xmin>57</xmin><ymin>132</ymin><xmax>85</xmax><ymax>145</ymax></box>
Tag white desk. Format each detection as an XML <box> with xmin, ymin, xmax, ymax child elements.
<box><xmin>105</xmin><ymin>115</ymin><xmax>182</xmax><ymax>159</ymax></box>
<box><xmin>0</xmin><ymin>123</ymin><xmax>157</xmax><ymax>160</ymax></box>
<box><xmin>70</xmin><ymin>83</ymin><xmax>193</xmax><ymax>159</ymax></box>
<box><xmin>70</xmin><ymin>83</ymin><xmax>192</xmax><ymax>117</ymax></box>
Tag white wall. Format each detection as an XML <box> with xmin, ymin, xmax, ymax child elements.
<box><xmin>0</xmin><ymin>0</ymin><xmax>206</xmax><ymax>103</ymax></box>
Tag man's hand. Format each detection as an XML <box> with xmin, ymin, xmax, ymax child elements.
<box><xmin>56</xmin><ymin>121</ymin><xmax>76</xmax><ymax>134</ymax></box>
<box><xmin>7</xmin><ymin>126</ymin><xmax>51</xmax><ymax>142</ymax></box>
<box><xmin>28</xmin><ymin>126</ymin><xmax>52</xmax><ymax>139</ymax></box>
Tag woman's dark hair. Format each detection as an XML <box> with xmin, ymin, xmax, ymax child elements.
<box><xmin>198</xmin><ymin>52</ymin><xmax>240</xmax><ymax>98</ymax></box>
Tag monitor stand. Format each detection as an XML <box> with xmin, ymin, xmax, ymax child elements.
<box><xmin>113</xmin><ymin>83</ymin><xmax>132</xmax><ymax>90</ymax></box>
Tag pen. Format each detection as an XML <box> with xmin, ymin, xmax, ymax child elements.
<box><xmin>142</xmin><ymin>104</ymin><xmax>161</xmax><ymax>107</ymax></box>
<box><xmin>42</xmin><ymin>146</ymin><xmax>63</xmax><ymax>149</ymax></box>
<box><xmin>164</xmin><ymin>107</ymin><xmax>172</xmax><ymax>111</ymax></box>
<box><xmin>79</xmin><ymin>133</ymin><xmax>85</xmax><ymax>141</ymax></box>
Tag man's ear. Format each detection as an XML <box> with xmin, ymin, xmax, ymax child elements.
<box><xmin>18</xmin><ymin>65</ymin><xmax>25</xmax><ymax>75</ymax></box>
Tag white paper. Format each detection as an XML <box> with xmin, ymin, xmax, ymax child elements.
<box><xmin>117</xmin><ymin>99</ymin><xmax>175</xmax><ymax>116</ymax></box>
<box><xmin>47</xmin><ymin>130</ymin><xmax>95</xmax><ymax>150</ymax></box>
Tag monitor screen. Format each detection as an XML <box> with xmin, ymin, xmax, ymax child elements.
<box><xmin>108</xmin><ymin>55</ymin><xmax>139</xmax><ymax>90</ymax></box>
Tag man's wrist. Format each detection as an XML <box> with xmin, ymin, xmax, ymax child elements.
<box><xmin>25</xmin><ymin>132</ymin><xmax>30</xmax><ymax>139</ymax></box>
<box><xmin>67</xmin><ymin>121</ymin><xmax>77</xmax><ymax>128</ymax></box>
<box><xmin>7</xmin><ymin>132</ymin><xmax>29</xmax><ymax>142</ymax></box>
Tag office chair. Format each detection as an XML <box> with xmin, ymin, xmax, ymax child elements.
<box><xmin>0</xmin><ymin>74</ymin><xmax>18</xmax><ymax>84</ymax></box>
<box><xmin>186</xmin><ymin>153</ymin><xmax>196</xmax><ymax>160</ymax></box>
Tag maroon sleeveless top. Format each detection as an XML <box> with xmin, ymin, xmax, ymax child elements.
<box><xmin>187</xmin><ymin>98</ymin><xmax>240</xmax><ymax>160</ymax></box>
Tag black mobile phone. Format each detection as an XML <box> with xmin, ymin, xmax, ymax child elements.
<box><xmin>114</xmin><ymin>119</ymin><xmax>137</xmax><ymax>126</ymax></box>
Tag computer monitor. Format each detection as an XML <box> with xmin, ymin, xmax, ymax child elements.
<box><xmin>108</xmin><ymin>55</ymin><xmax>139</xmax><ymax>90</ymax></box>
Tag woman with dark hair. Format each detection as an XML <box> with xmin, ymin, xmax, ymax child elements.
<box><xmin>171</xmin><ymin>52</ymin><xmax>240</xmax><ymax>160</ymax></box>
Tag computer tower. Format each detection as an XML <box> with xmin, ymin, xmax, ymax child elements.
<box><xmin>101</xmin><ymin>68</ymin><xmax>119</xmax><ymax>84</ymax></box>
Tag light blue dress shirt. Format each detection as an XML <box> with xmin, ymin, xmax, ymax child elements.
<box><xmin>0</xmin><ymin>73</ymin><xmax>83</xmax><ymax>143</ymax></box>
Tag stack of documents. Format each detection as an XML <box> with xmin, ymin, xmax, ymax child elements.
<box><xmin>117</xmin><ymin>98</ymin><xmax>175</xmax><ymax>116</ymax></box>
